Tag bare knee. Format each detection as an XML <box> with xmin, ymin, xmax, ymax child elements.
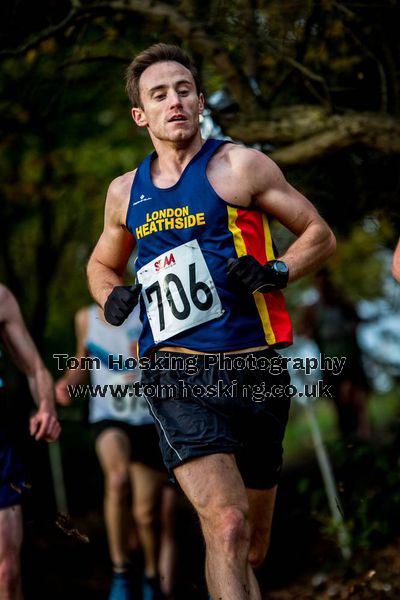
<box><xmin>203</xmin><ymin>506</ymin><xmax>250</xmax><ymax>558</ymax></box>
<box><xmin>134</xmin><ymin>501</ymin><xmax>157</xmax><ymax>528</ymax></box>
<box><xmin>0</xmin><ymin>556</ymin><xmax>20</xmax><ymax>596</ymax></box>
<box><xmin>105</xmin><ymin>469</ymin><xmax>130</xmax><ymax>499</ymax></box>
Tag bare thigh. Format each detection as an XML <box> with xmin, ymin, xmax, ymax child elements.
<box><xmin>173</xmin><ymin>453</ymin><xmax>248</xmax><ymax>521</ymax></box>
<box><xmin>129</xmin><ymin>462</ymin><xmax>167</xmax><ymax>516</ymax></box>
<box><xmin>95</xmin><ymin>428</ymin><xmax>131</xmax><ymax>476</ymax></box>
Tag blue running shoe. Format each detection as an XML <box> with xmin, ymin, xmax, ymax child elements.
<box><xmin>142</xmin><ymin>575</ymin><xmax>166</xmax><ymax>600</ymax></box>
<box><xmin>108</xmin><ymin>572</ymin><xmax>132</xmax><ymax>600</ymax></box>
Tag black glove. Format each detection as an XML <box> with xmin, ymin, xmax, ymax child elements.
<box><xmin>227</xmin><ymin>256</ymin><xmax>289</xmax><ymax>294</ymax></box>
<box><xmin>104</xmin><ymin>284</ymin><xmax>142</xmax><ymax>326</ymax></box>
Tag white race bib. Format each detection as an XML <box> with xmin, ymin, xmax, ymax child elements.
<box><xmin>108</xmin><ymin>372</ymin><xmax>149</xmax><ymax>423</ymax></box>
<box><xmin>137</xmin><ymin>240</ymin><xmax>223</xmax><ymax>343</ymax></box>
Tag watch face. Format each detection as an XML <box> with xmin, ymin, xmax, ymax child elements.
<box><xmin>274</xmin><ymin>261</ymin><xmax>288</xmax><ymax>274</ymax></box>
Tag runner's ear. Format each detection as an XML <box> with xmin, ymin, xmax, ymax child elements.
<box><xmin>131</xmin><ymin>106</ymin><xmax>148</xmax><ymax>128</ymax></box>
<box><xmin>198</xmin><ymin>93</ymin><xmax>205</xmax><ymax>115</ymax></box>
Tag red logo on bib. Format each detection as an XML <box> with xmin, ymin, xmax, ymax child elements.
<box><xmin>154</xmin><ymin>253</ymin><xmax>176</xmax><ymax>272</ymax></box>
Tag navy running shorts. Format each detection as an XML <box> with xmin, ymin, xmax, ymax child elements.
<box><xmin>91</xmin><ymin>420</ymin><xmax>166</xmax><ymax>473</ymax></box>
<box><xmin>141</xmin><ymin>348</ymin><xmax>291</xmax><ymax>489</ymax></box>
<box><xmin>0</xmin><ymin>429</ymin><xmax>29</xmax><ymax>509</ymax></box>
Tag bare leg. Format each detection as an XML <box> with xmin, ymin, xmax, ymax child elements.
<box><xmin>158</xmin><ymin>485</ymin><xmax>179</xmax><ymax>596</ymax></box>
<box><xmin>129</xmin><ymin>462</ymin><xmax>166</xmax><ymax>578</ymax></box>
<box><xmin>127</xmin><ymin>517</ymin><xmax>140</xmax><ymax>554</ymax></box>
<box><xmin>247</xmin><ymin>487</ymin><xmax>277</xmax><ymax>570</ymax></box>
<box><xmin>174</xmin><ymin>453</ymin><xmax>261</xmax><ymax>600</ymax></box>
<box><xmin>95</xmin><ymin>428</ymin><xmax>132</xmax><ymax>570</ymax></box>
<box><xmin>0</xmin><ymin>505</ymin><xmax>23</xmax><ymax>600</ymax></box>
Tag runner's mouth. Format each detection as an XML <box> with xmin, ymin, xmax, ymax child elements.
<box><xmin>168</xmin><ymin>115</ymin><xmax>188</xmax><ymax>123</ymax></box>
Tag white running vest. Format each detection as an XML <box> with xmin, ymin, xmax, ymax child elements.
<box><xmin>86</xmin><ymin>304</ymin><xmax>152</xmax><ymax>425</ymax></box>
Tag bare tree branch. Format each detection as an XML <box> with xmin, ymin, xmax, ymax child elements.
<box><xmin>0</xmin><ymin>6</ymin><xmax>82</xmax><ymax>58</ymax></box>
<box><xmin>0</xmin><ymin>0</ymin><xmax>258</xmax><ymax>111</ymax></box>
<box><xmin>331</xmin><ymin>1</ymin><xmax>357</xmax><ymax>20</ymax></box>
<box><xmin>331</xmin><ymin>0</ymin><xmax>392</xmax><ymax>113</ymax></box>
<box><xmin>265</xmin><ymin>37</ymin><xmax>331</xmax><ymax>107</ymax></box>
<box><xmin>61</xmin><ymin>54</ymin><xmax>129</xmax><ymax>68</ymax></box>
<box><xmin>2</xmin><ymin>0</ymin><xmax>398</xmax><ymax>171</ymax></box>
<box><xmin>226</xmin><ymin>105</ymin><xmax>330</xmax><ymax>143</ymax></box>
<box><xmin>95</xmin><ymin>0</ymin><xmax>258</xmax><ymax>111</ymax></box>
<box><xmin>342</xmin><ymin>25</ymin><xmax>388</xmax><ymax>113</ymax></box>
<box><xmin>268</xmin><ymin>112</ymin><xmax>400</xmax><ymax>166</ymax></box>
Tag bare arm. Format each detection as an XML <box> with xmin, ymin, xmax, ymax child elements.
<box><xmin>55</xmin><ymin>307</ymin><xmax>90</xmax><ymax>406</ymax></box>
<box><xmin>251</xmin><ymin>152</ymin><xmax>335</xmax><ymax>280</ymax></box>
<box><xmin>213</xmin><ymin>147</ymin><xmax>336</xmax><ymax>280</ymax></box>
<box><xmin>87</xmin><ymin>172</ymin><xmax>136</xmax><ymax>309</ymax></box>
<box><xmin>0</xmin><ymin>285</ymin><xmax>60</xmax><ymax>441</ymax></box>
<box><xmin>392</xmin><ymin>239</ymin><xmax>400</xmax><ymax>283</ymax></box>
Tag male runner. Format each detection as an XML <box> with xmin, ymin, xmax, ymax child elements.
<box><xmin>0</xmin><ymin>283</ymin><xmax>61</xmax><ymax>599</ymax></box>
<box><xmin>55</xmin><ymin>304</ymin><xmax>176</xmax><ymax>600</ymax></box>
<box><xmin>87</xmin><ymin>43</ymin><xmax>336</xmax><ymax>600</ymax></box>
<box><xmin>393</xmin><ymin>239</ymin><xmax>400</xmax><ymax>282</ymax></box>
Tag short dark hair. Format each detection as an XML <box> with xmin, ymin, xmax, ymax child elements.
<box><xmin>125</xmin><ymin>43</ymin><xmax>200</xmax><ymax>107</ymax></box>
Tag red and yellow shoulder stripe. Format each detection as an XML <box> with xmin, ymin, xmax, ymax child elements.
<box><xmin>227</xmin><ymin>205</ymin><xmax>293</xmax><ymax>347</ymax></box>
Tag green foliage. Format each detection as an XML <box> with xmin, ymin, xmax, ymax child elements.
<box><xmin>334</xmin><ymin>432</ymin><xmax>400</xmax><ymax>552</ymax></box>
<box><xmin>0</xmin><ymin>0</ymin><xmax>399</xmax><ymax>364</ymax></box>
<box><xmin>287</xmin><ymin>387</ymin><xmax>400</xmax><ymax>554</ymax></box>
<box><xmin>0</xmin><ymin>30</ymin><xmax>151</xmax><ymax>355</ymax></box>
<box><xmin>328</xmin><ymin>217</ymin><xmax>395</xmax><ymax>302</ymax></box>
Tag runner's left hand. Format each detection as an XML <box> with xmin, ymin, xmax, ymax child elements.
<box><xmin>227</xmin><ymin>256</ymin><xmax>282</xmax><ymax>293</ymax></box>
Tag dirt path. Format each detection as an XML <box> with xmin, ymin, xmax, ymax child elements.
<box><xmin>267</xmin><ymin>542</ymin><xmax>400</xmax><ymax>599</ymax></box>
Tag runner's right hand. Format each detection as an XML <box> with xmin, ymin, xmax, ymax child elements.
<box><xmin>104</xmin><ymin>284</ymin><xmax>142</xmax><ymax>326</ymax></box>
<box><xmin>30</xmin><ymin>410</ymin><xmax>61</xmax><ymax>442</ymax></box>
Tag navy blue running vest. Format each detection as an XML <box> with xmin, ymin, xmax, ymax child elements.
<box><xmin>126</xmin><ymin>139</ymin><xmax>292</xmax><ymax>357</ymax></box>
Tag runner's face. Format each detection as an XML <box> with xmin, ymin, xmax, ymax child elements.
<box><xmin>132</xmin><ymin>61</ymin><xmax>204</xmax><ymax>143</ymax></box>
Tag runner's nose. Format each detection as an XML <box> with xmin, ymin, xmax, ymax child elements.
<box><xmin>168</xmin><ymin>90</ymin><xmax>183</xmax><ymax>109</ymax></box>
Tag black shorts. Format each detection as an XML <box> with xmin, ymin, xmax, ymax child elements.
<box><xmin>141</xmin><ymin>348</ymin><xmax>291</xmax><ymax>489</ymax></box>
<box><xmin>0</xmin><ymin>430</ymin><xmax>29</xmax><ymax>509</ymax></box>
<box><xmin>91</xmin><ymin>421</ymin><xmax>166</xmax><ymax>473</ymax></box>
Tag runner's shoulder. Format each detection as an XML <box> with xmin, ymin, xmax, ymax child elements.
<box><xmin>214</xmin><ymin>143</ymin><xmax>275</xmax><ymax>173</ymax></box>
<box><xmin>212</xmin><ymin>143</ymin><xmax>280</xmax><ymax>192</ymax></box>
<box><xmin>106</xmin><ymin>169</ymin><xmax>137</xmax><ymax>209</ymax></box>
